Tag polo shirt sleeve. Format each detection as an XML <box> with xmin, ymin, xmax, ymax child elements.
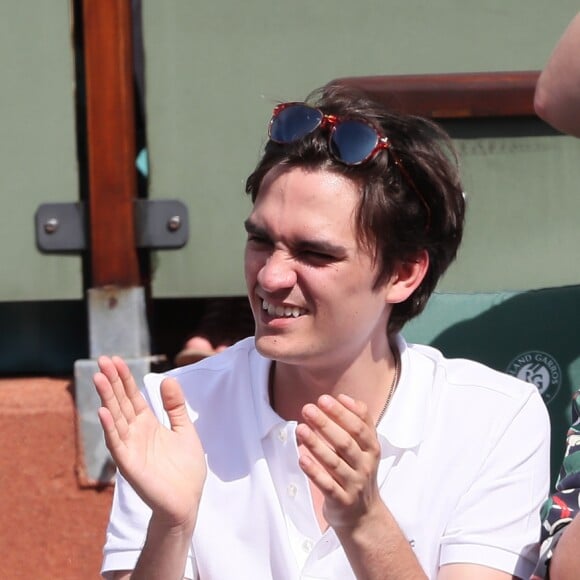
<box><xmin>439</xmin><ymin>389</ymin><xmax>551</xmax><ymax>579</ymax></box>
<box><xmin>101</xmin><ymin>376</ymin><xmax>198</xmax><ymax>580</ymax></box>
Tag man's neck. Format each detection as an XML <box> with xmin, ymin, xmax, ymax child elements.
<box><xmin>269</xmin><ymin>342</ymin><xmax>399</xmax><ymax>423</ymax></box>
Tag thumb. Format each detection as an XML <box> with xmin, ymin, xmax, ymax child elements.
<box><xmin>160</xmin><ymin>377</ymin><xmax>192</xmax><ymax>432</ymax></box>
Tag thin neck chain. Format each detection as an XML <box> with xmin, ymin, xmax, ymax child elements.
<box><xmin>376</xmin><ymin>351</ymin><xmax>400</xmax><ymax>426</ymax></box>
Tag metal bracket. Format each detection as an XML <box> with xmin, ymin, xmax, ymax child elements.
<box><xmin>35</xmin><ymin>202</ymin><xmax>86</xmax><ymax>252</ymax></box>
<box><xmin>133</xmin><ymin>199</ymin><xmax>189</xmax><ymax>249</ymax></box>
<box><xmin>34</xmin><ymin>199</ymin><xmax>189</xmax><ymax>252</ymax></box>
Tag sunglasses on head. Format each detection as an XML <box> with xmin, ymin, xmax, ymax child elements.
<box><xmin>268</xmin><ymin>102</ymin><xmax>431</xmax><ymax>229</ymax></box>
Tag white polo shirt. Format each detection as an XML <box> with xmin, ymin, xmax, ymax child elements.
<box><xmin>102</xmin><ymin>336</ymin><xmax>550</xmax><ymax>580</ymax></box>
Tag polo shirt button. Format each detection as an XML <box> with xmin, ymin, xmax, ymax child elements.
<box><xmin>287</xmin><ymin>483</ymin><xmax>297</xmax><ymax>498</ymax></box>
<box><xmin>302</xmin><ymin>539</ymin><xmax>313</xmax><ymax>553</ymax></box>
<box><xmin>277</xmin><ymin>428</ymin><xmax>287</xmax><ymax>443</ymax></box>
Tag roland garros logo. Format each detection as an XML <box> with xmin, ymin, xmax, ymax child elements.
<box><xmin>506</xmin><ymin>351</ymin><xmax>562</xmax><ymax>404</ymax></box>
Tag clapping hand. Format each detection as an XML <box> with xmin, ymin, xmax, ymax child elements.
<box><xmin>296</xmin><ymin>393</ymin><xmax>383</xmax><ymax>530</ymax></box>
<box><xmin>94</xmin><ymin>356</ymin><xmax>207</xmax><ymax>529</ymax></box>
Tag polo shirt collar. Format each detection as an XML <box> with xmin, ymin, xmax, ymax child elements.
<box><xmin>375</xmin><ymin>334</ymin><xmax>432</xmax><ymax>450</ymax></box>
<box><xmin>248</xmin><ymin>344</ymin><xmax>285</xmax><ymax>439</ymax></box>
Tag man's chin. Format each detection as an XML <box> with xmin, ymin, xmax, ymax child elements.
<box><xmin>254</xmin><ymin>335</ymin><xmax>304</xmax><ymax>363</ymax></box>
<box><xmin>254</xmin><ymin>334</ymin><xmax>283</xmax><ymax>358</ymax></box>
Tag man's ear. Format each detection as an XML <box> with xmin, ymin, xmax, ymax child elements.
<box><xmin>384</xmin><ymin>250</ymin><xmax>429</xmax><ymax>304</ymax></box>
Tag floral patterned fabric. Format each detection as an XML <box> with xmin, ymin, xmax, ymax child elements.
<box><xmin>532</xmin><ymin>390</ymin><xmax>580</xmax><ymax>579</ymax></box>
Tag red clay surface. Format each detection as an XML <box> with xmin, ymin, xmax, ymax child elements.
<box><xmin>0</xmin><ymin>377</ymin><xmax>113</xmax><ymax>579</ymax></box>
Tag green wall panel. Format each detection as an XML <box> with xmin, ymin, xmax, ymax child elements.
<box><xmin>0</xmin><ymin>1</ymin><xmax>81</xmax><ymax>301</ymax></box>
<box><xmin>439</xmin><ymin>121</ymin><xmax>580</xmax><ymax>293</ymax></box>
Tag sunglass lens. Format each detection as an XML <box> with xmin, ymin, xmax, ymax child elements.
<box><xmin>331</xmin><ymin>121</ymin><xmax>379</xmax><ymax>165</ymax></box>
<box><xmin>270</xmin><ymin>104</ymin><xmax>323</xmax><ymax>143</ymax></box>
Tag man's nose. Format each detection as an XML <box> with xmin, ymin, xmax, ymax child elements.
<box><xmin>256</xmin><ymin>251</ymin><xmax>297</xmax><ymax>292</ymax></box>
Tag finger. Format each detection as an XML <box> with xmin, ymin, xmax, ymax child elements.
<box><xmin>111</xmin><ymin>356</ymin><xmax>149</xmax><ymax>414</ymax></box>
<box><xmin>336</xmin><ymin>393</ymin><xmax>371</xmax><ymax>424</ymax></box>
<box><xmin>317</xmin><ymin>394</ymin><xmax>378</xmax><ymax>454</ymax></box>
<box><xmin>108</xmin><ymin>356</ymin><xmax>147</xmax><ymax>421</ymax></box>
<box><xmin>160</xmin><ymin>377</ymin><xmax>192</xmax><ymax>433</ymax></box>
<box><xmin>93</xmin><ymin>367</ymin><xmax>114</xmax><ymax>408</ymax></box>
<box><xmin>96</xmin><ymin>356</ymin><xmax>137</xmax><ymax>425</ymax></box>
<box><xmin>302</xmin><ymin>399</ymin><xmax>368</xmax><ymax>468</ymax></box>
<box><xmin>93</xmin><ymin>369</ymin><xmax>129</xmax><ymax>440</ymax></box>
<box><xmin>298</xmin><ymin>447</ymin><xmax>348</xmax><ymax>503</ymax></box>
<box><xmin>296</xmin><ymin>420</ymin><xmax>355</xmax><ymax>489</ymax></box>
<box><xmin>98</xmin><ymin>356</ymin><xmax>149</xmax><ymax>424</ymax></box>
<box><xmin>97</xmin><ymin>405</ymin><xmax>126</xmax><ymax>457</ymax></box>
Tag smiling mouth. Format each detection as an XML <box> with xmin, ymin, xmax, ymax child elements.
<box><xmin>261</xmin><ymin>299</ymin><xmax>307</xmax><ymax>318</ymax></box>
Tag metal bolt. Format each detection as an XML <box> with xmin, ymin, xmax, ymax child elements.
<box><xmin>44</xmin><ymin>218</ymin><xmax>59</xmax><ymax>234</ymax></box>
<box><xmin>167</xmin><ymin>215</ymin><xmax>181</xmax><ymax>232</ymax></box>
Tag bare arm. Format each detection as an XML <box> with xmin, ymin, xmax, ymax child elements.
<box><xmin>535</xmin><ymin>12</ymin><xmax>580</xmax><ymax>136</ymax></box>
<box><xmin>548</xmin><ymin>514</ymin><xmax>580</xmax><ymax>580</ymax></box>
<box><xmin>332</xmin><ymin>497</ymin><xmax>427</xmax><ymax>580</ymax></box>
<box><xmin>95</xmin><ymin>356</ymin><xmax>206</xmax><ymax>580</ymax></box>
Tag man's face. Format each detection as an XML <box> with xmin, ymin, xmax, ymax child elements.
<box><xmin>244</xmin><ymin>165</ymin><xmax>395</xmax><ymax>369</ymax></box>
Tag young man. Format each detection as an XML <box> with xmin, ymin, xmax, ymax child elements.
<box><xmin>531</xmin><ymin>11</ymin><xmax>580</xmax><ymax>580</ymax></box>
<box><xmin>94</xmin><ymin>84</ymin><xmax>550</xmax><ymax>579</ymax></box>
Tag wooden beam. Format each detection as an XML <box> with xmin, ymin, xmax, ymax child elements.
<box><xmin>332</xmin><ymin>71</ymin><xmax>540</xmax><ymax>119</ymax></box>
<box><xmin>82</xmin><ymin>0</ymin><xmax>140</xmax><ymax>287</ymax></box>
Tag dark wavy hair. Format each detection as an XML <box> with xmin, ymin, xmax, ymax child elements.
<box><xmin>246</xmin><ymin>83</ymin><xmax>465</xmax><ymax>335</ymax></box>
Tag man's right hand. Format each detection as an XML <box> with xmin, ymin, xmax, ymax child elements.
<box><xmin>94</xmin><ymin>356</ymin><xmax>207</xmax><ymax>530</ymax></box>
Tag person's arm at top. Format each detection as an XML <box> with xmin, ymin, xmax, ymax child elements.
<box><xmin>94</xmin><ymin>356</ymin><xmax>206</xmax><ymax>580</ymax></box>
<box><xmin>534</xmin><ymin>12</ymin><xmax>580</xmax><ymax>137</ymax></box>
<box><xmin>296</xmin><ymin>394</ymin><xmax>521</xmax><ymax>580</ymax></box>
<box><xmin>548</xmin><ymin>514</ymin><xmax>580</xmax><ymax>580</ymax></box>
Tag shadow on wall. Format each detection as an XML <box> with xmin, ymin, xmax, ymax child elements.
<box><xmin>403</xmin><ymin>285</ymin><xmax>580</xmax><ymax>488</ymax></box>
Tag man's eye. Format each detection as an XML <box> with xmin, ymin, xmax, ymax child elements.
<box><xmin>301</xmin><ymin>250</ymin><xmax>334</xmax><ymax>263</ymax></box>
<box><xmin>247</xmin><ymin>235</ymin><xmax>270</xmax><ymax>246</ymax></box>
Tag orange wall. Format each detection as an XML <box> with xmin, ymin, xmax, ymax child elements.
<box><xmin>0</xmin><ymin>377</ymin><xmax>113</xmax><ymax>579</ymax></box>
